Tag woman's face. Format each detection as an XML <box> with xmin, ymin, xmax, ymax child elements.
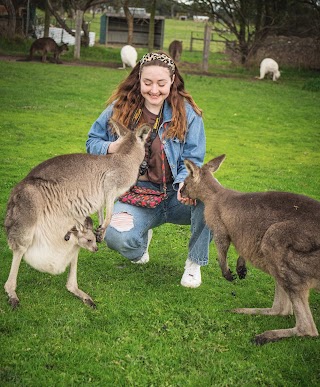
<box><xmin>140</xmin><ymin>65</ymin><xmax>174</xmax><ymax>113</ymax></box>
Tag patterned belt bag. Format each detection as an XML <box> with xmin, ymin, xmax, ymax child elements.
<box><xmin>118</xmin><ymin>184</ymin><xmax>167</xmax><ymax>209</ymax></box>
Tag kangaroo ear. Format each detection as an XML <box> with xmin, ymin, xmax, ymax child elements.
<box><xmin>64</xmin><ymin>226</ymin><xmax>78</xmax><ymax>241</ymax></box>
<box><xmin>84</xmin><ymin>216</ymin><xmax>94</xmax><ymax>230</ymax></box>
<box><xmin>70</xmin><ymin>226</ymin><xmax>78</xmax><ymax>234</ymax></box>
<box><xmin>109</xmin><ymin>118</ymin><xmax>129</xmax><ymax>137</ymax></box>
<box><xmin>184</xmin><ymin>159</ymin><xmax>200</xmax><ymax>180</ymax></box>
<box><xmin>206</xmin><ymin>154</ymin><xmax>226</xmax><ymax>173</ymax></box>
<box><xmin>136</xmin><ymin>123</ymin><xmax>151</xmax><ymax>142</ymax></box>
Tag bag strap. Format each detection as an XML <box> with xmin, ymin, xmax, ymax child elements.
<box><xmin>160</xmin><ymin>123</ymin><xmax>168</xmax><ymax>197</ymax></box>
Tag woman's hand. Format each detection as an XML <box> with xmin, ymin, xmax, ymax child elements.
<box><xmin>178</xmin><ymin>182</ymin><xmax>196</xmax><ymax>206</ymax></box>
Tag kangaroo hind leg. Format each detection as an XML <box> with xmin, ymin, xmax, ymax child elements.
<box><xmin>4</xmin><ymin>248</ymin><xmax>26</xmax><ymax>308</ymax></box>
<box><xmin>232</xmin><ymin>280</ymin><xmax>293</xmax><ymax>316</ymax></box>
<box><xmin>66</xmin><ymin>252</ymin><xmax>96</xmax><ymax>308</ymax></box>
<box><xmin>254</xmin><ymin>287</ymin><xmax>318</xmax><ymax>345</ymax></box>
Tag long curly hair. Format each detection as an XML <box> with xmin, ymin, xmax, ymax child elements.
<box><xmin>107</xmin><ymin>51</ymin><xmax>202</xmax><ymax>141</ymax></box>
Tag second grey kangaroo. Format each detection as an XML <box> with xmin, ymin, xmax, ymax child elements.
<box><xmin>169</xmin><ymin>40</ymin><xmax>183</xmax><ymax>62</ymax></box>
<box><xmin>29</xmin><ymin>37</ymin><xmax>69</xmax><ymax>63</ymax></box>
<box><xmin>181</xmin><ymin>154</ymin><xmax>320</xmax><ymax>345</ymax></box>
<box><xmin>4</xmin><ymin>119</ymin><xmax>150</xmax><ymax>308</ymax></box>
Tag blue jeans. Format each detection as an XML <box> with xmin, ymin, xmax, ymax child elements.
<box><xmin>105</xmin><ymin>181</ymin><xmax>211</xmax><ymax>266</ymax></box>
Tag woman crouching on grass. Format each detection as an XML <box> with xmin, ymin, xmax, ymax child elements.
<box><xmin>86</xmin><ymin>51</ymin><xmax>211</xmax><ymax>288</ymax></box>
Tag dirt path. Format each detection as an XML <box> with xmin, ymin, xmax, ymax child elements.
<box><xmin>0</xmin><ymin>54</ymin><xmax>252</xmax><ymax>80</ymax></box>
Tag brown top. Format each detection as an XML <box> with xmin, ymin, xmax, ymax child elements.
<box><xmin>139</xmin><ymin>106</ymin><xmax>173</xmax><ymax>184</ymax></box>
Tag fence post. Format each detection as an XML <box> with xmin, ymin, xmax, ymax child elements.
<box><xmin>202</xmin><ymin>23</ymin><xmax>211</xmax><ymax>72</ymax></box>
<box><xmin>190</xmin><ymin>31</ymin><xmax>193</xmax><ymax>52</ymax></box>
<box><xmin>74</xmin><ymin>9</ymin><xmax>83</xmax><ymax>59</ymax></box>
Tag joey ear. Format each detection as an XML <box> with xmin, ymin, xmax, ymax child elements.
<box><xmin>64</xmin><ymin>226</ymin><xmax>77</xmax><ymax>241</ymax></box>
<box><xmin>206</xmin><ymin>154</ymin><xmax>226</xmax><ymax>173</ymax></box>
<box><xmin>136</xmin><ymin>124</ymin><xmax>151</xmax><ymax>142</ymax></box>
<box><xmin>109</xmin><ymin>118</ymin><xmax>129</xmax><ymax>137</ymax></box>
<box><xmin>84</xmin><ymin>216</ymin><xmax>94</xmax><ymax>230</ymax></box>
<box><xmin>184</xmin><ymin>159</ymin><xmax>200</xmax><ymax>180</ymax></box>
<box><xmin>70</xmin><ymin>226</ymin><xmax>78</xmax><ymax>234</ymax></box>
<box><xmin>64</xmin><ymin>231</ymin><xmax>71</xmax><ymax>241</ymax></box>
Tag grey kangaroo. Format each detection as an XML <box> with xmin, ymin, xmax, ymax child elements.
<box><xmin>168</xmin><ymin>40</ymin><xmax>183</xmax><ymax>62</ymax></box>
<box><xmin>181</xmin><ymin>154</ymin><xmax>320</xmax><ymax>345</ymax></box>
<box><xmin>4</xmin><ymin>119</ymin><xmax>150</xmax><ymax>308</ymax></box>
<box><xmin>29</xmin><ymin>37</ymin><xmax>69</xmax><ymax>63</ymax></box>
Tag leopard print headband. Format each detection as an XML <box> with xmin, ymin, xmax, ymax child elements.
<box><xmin>139</xmin><ymin>52</ymin><xmax>175</xmax><ymax>74</ymax></box>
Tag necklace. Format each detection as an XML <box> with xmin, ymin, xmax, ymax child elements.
<box><xmin>131</xmin><ymin>104</ymin><xmax>163</xmax><ymax>132</ymax></box>
<box><xmin>131</xmin><ymin>104</ymin><xmax>164</xmax><ymax>177</ymax></box>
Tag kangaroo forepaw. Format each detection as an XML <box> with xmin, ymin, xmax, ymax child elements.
<box><xmin>224</xmin><ymin>269</ymin><xmax>236</xmax><ymax>282</ymax></box>
<box><xmin>237</xmin><ymin>265</ymin><xmax>247</xmax><ymax>279</ymax></box>
<box><xmin>94</xmin><ymin>227</ymin><xmax>105</xmax><ymax>243</ymax></box>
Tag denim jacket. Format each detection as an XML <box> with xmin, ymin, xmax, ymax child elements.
<box><xmin>86</xmin><ymin>100</ymin><xmax>206</xmax><ymax>190</ymax></box>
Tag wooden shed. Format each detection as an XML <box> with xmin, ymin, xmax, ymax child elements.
<box><xmin>99</xmin><ymin>13</ymin><xmax>165</xmax><ymax>49</ymax></box>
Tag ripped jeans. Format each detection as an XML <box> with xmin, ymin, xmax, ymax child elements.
<box><xmin>105</xmin><ymin>182</ymin><xmax>211</xmax><ymax>266</ymax></box>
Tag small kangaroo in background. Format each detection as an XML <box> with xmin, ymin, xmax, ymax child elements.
<box><xmin>29</xmin><ymin>37</ymin><xmax>69</xmax><ymax>63</ymax></box>
<box><xmin>181</xmin><ymin>154</ymin><xmax>320</xmax><ymax>345</ymax></box>
<box><xmin>168</xmin><ymin>40</ymin><xmax>183</xmax><ymax>62</ymax></box>
<box><xmin>4</xmin><ymin>119</ymin><xmax>150</xmax><ymax>308</ymax></box>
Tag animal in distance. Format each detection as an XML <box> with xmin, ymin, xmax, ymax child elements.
<box><xmin>168</xmin><ymin>40</ymin><xmax>183</xmax><ymax>62</ymax></box>
<box><xmin>256</xmin><ymin>58</ymin><xmax>281</xmax><ymax>81</ymax></box>
<box><xmin>29</xmin><ymin>37</ymin><xmax>69</xmax><ymax>63</ymax></box>
<box><xmin>120</xmin><ymin>45</ymin><xmax>138</xmax><ymax>69</ymax></box>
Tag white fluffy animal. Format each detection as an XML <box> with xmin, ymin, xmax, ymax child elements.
<box><xmin>257</xmin><ymin>58</ymin><xmax>281</xmax><ymax>81</ymax></box>
<box><xmin>120</xmin><ymin>45</ymin><xmax>138</xmax><ymax>69</ymax></box>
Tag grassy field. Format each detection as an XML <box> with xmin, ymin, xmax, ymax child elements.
<box><xmin>1</xmin><ymin>17</ymin><xmax>320</xmax><ymax>387</ymax></box>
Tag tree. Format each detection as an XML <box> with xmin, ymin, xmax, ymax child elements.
<box><xmin>107</xmin><ymin>0</ymin><xmax>139</xmax><ymax>45</ymax></box>
<box><xmin>184</xmin><ymin>0</ymin><xmax>320</xmax><ymax>64</ymax></box>
<box><xmin>2</xmin><ymin>0</ymin><xmax>16</xmax><ymax>38</ymax></box>
<box><xmin>44</xmin><ymin>0</ymin><xmax>107</xmax><ymax>58</ymax></box>
<box><xmin>122</xmin><ymin>0</ymin><xmax>134</xmax><ymax>45</ymax></box>
<box><xmin>148</xmin><ymin>0</ymin><xmax>156</xmax><ymax>51</ymax></box>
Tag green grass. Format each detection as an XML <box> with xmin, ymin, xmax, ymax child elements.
<box><xmin>1</xmin><ymin>20</ymin><xmax>320</xmax><ymax>386</ymax></box>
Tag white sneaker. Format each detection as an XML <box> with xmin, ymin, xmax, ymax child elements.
<box><xmin>180</xmin><ymin>258</ymin><xmax>202</xmax><ymax>288</ymax></box>
<box><xmin>132</xmin><ymin>229</ymin><xmax>153</xmax><ymax>264</ymax></box>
